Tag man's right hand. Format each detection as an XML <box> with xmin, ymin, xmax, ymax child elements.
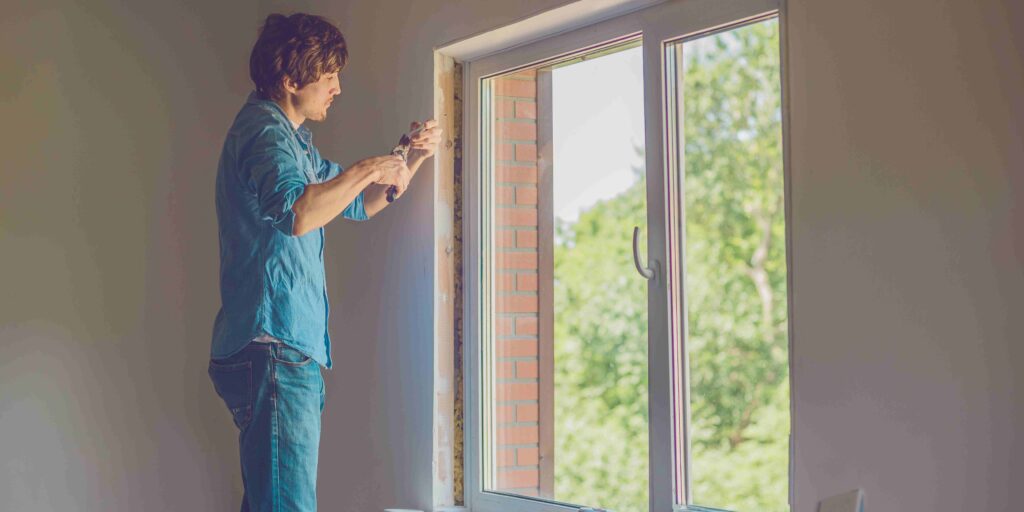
<box><xmin>352</xmin><ymin>155</ymin><xmax>411</xmax><ymax>197</ymax></box>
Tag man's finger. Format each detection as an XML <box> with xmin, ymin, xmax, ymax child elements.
<box><xmin>411</xmin><ymin>129</ymin><xmax>442</xmax><ymax>144</ymax></box>
<box><xmin>414</xmin><ymin>133</ymin><xmax>442</xmax><ymax>145</ymax></box>
<box><xmin>411</xmin><ymin>127</ymin><xmax>437</xmax><ymax>139</ymax></box>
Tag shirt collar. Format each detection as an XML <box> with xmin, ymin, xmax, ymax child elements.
<box><xmin>246</xmin><ymin>91</ymin><xmax>313</xmax><ymax>141</ymax></box>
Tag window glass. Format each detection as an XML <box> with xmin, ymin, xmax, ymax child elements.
<box><xmin>483</xmin><ymin>41</ymin><xmax>650</xmax><ymax>512</ymax></box>
<box><xmin>667</xmin><ymin>17</ymin><xmax>790</xmax><ymax>511</ymax></box>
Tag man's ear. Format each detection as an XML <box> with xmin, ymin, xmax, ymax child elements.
<box><xmin>281</xmin><ymin>75</ymin><xmax>299</xmax><ymax>95</ymax></box>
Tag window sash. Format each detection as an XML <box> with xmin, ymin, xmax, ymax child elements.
<box><xmin>461</xmin><ymin>1</ymin><xmax>789</xmax><ymax>511</ymax></box>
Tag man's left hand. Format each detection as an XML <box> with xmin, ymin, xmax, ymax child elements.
<box><xmin>408</xmin><ymin>119</ymin><xmax>443</xmax><ymax>159</ymax></box>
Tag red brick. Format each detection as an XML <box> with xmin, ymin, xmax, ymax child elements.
<box><xmin>516</xmin><ymin>403</ymin><xmax>540</xmax><ymax>423</ymax></box>
<box><xmin>515</xmin><ymin>316</ymin><xmax>538</xmax><ymax>336</ymax></box>
<box><xmin>498</xmin><ymin>339</ymin><xmax>537</xmax><ymax>357</ymax></box>
<box><xmin>515</xmin><ymin>101</ymin><xmax>537</xmax><ymax>119</ymax></box>
<box><xmin>496</xmin><ymin>404</ymin><xmax>515</xmax><ymax>423</ymax></box>
<box><xmin>516</xmin><ymin>362</ymin><xmax>539</xmax><ymax>380</ymax></box>
<box><xmin>496</xmin><ymin>185</ymin><xmax>516</xmax><ymax>205</ymax></box>
<box><xmin>497</xmin><ymin>425</ymin><xmax>539</xmax><ymax>445</ymax></box>
<box><xmin>496</xmin><ymin>316</ymin><xmax>514</xmax><ymax>337</ymax></box>
<box><xmin>516</xmin><ymin>403</ymin><xmax>539</xmax><ymax>423</ymax></box>
<box><xmin>515</xmin><ymin>186</ymin><xmax>538</xmax><ymax>205</ymax></box>
<box><xmin>497</xmin><ymin>253</ymin><xmax>537</xmax><ymax>271</ymax></box>
<box><xmin>498</xmin><ymin>469</ymin><xmax>539</xmax><ymax>489</ymax></box>
<box><xmin>498</xmin><ymin>448</ymin><xmax>516</xmax><ymax>467</ymax></box>
<box><xmin>497</xmin><ymin>383</ymin><xmax>539</xmax><ymax>402</ymax></box>
<box><xmin>496</xmin><ymin>361</ymin><xmax>516</xmax><ymax>380</ymax></box>
<box><xmin>496</xmin><ymin>273</ymin><xmax>515</xmax><ymax>292</ymax></box>
<box><xmin>496</xmin><ymin>230</ymin><xmax>515</xmax><ymax>248</ymax></box>
<box><xmin>498</xmin><ymin>294</ymin><xmax>538</xmax><ymax>313</ymax></box>
<box><xmin>495</xmin><ymin>79</ymin><xmax>536</xmax><ymax>98</ymax></box>
<box><xmin>517</xmin><ymin>273</ymin><xmax>538</xmax><ymax>292</ymax></box>
<box><xmin>498</xmin><ymin>208</ymin><xmax>537</xmax><ymax>227</ymax></box>
<box><xmin>517</xmin><ymin>447</ymin><xmax>540</xmax><ymax>466</ymax></box>
<box><xmin>512</xmin><ymin>68</ymin><xmax>537</xmax><ymax>79</ymax></box>
<box><xmin>496</xmin><ymin>99</ymin><xmax>516</xmax><ymax>118</ymax></box>
<box><xmin>497</xmin><ymin>252</ymin><xmax>537</xmax><ymax>271</ymax></box>
<box><xmin>515</xmin><ymin>143</ymin><xmax>537</xmax><ymax>162</ymax></box>
<box><xmin>516</xmin><ymin>230</ymin><xmax>537</xmax><ymax>248</ymax></box>
<box><xmin>496</xmin><ymin>143</ymin><xmax>515</xmax><ymax>160</ymax></box>
<box><xmin>499</xmin><ymin>121</ymin><xmax>536</xmax><ymax>141</ymax></box>
<box><xmin>496</xmin><ymin>165</ymin><xmax>537</xmax><ymax>183</ymax></box>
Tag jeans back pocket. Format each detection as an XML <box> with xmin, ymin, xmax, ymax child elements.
<box><xmin>208</xmin><ymin>359</ymin><xmax>253</xmax><ymax>430</ymax></box>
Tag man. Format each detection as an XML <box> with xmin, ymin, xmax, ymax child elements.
<box><xmin>207</xmin><ymin>12</ymin><xmax>442</xmax><ymax>511</ymax></box>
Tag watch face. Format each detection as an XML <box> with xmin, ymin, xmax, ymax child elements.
<box><xmin>387</xmin><ymin>133</ymin><xmax>413</xmax><ymax>203</ymax></box>
<box><xmin>391</xmin><ymin>133</ymin><xmax>412</xmax><ymax>161</ymax></box>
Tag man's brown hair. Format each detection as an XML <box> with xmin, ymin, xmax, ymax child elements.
<box><xmin>249</xmin><ymin>13</ymin><xmax>348</xmax><ymax>101</ymax></box>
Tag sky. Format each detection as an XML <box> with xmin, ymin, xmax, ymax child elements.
<box><xmin>551</xmin><ymin>45</ymin><xmax>645</xmax><ymax>224</ymax></box>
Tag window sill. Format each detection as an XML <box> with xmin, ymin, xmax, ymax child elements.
<box><xmin>446</xmin><ymin>506</ymin><xmax>735</xmax><ymax>512</ymax></box>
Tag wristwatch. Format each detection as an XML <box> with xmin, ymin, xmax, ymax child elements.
<box><xmin>386</xmin><ymin>126</ymin><xmax>424</xmax><ymax>202</ymax></box>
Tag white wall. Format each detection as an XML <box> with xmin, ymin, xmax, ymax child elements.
<box><xmin>2</xmin><ymin>0</ymin><xmax>1021</xmax><ymax>511</ymax></box>
<box><xmin>785</xmin><ymin>0</ymin><xmax>1023</xmax><ymax>510</ymax></box>
<box><xmin>0</xmin><ymin>0</ymin><xmax>261</xmax><ymax>509</ymax></box>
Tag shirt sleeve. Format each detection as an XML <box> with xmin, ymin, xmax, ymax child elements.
<box><xmin>319</xmin><ymin>156</ymin><xmax>369</xmax><ymax>222</ymax></box>
<box><xmin>241</xmin><ymin>126</ymin><xmax>307</xmax><ymax>236</ymax></box>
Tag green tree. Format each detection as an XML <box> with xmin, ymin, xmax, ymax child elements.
<box><xmin>681</xmin><ymin>20</ymin><xmax>789</xmax><ymax>512</ymax></box>
<box><xmin>551</xmin><ymin>19</ymin><xmax>788</xmax><ymax>512</ymax></box>
<box><xmin>553</xmin><ymin>161</ymin><xmax>649</xmax><ymax>512</ymax></box>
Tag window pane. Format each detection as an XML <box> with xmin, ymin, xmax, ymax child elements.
<box><xmin>668</xmin><ymin>18</ymin><xmax>790</xmax><ymax>511</ymax></box>
<box><xmin>483</xmin><ymin>42</ymin><xmax>649</xmax><ymax>512</ymax></box>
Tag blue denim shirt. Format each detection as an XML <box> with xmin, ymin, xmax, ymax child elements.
<box><xmin>211</xmin><ymin>92</ymin><xmax>367</xmax><ymax>369</ymax></box>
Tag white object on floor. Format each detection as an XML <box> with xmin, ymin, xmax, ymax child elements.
<box><xmin>818</xmin><ymin>489</ymin><xmax>864</xmax><ymax>512</ymax></box>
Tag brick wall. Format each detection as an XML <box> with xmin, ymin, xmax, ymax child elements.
<box><xmin>493</xmin><ymin>69</ymin><xmax>543</xmax><ymax>497</ymax></box>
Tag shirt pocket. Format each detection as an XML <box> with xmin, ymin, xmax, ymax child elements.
<box><xmin>295</xmin><ymin>143</ymin><xmax>320</xmax><ymax>184</ymax></box>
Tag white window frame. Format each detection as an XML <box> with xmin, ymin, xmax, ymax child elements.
<box><xmin>460</xmin><ymin>1</ymin><xmax>792</xmax><ymax>511</ymax></box>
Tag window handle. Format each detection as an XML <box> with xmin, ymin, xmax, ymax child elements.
<box><xmin>632</xmin><ymin>226</ymin><xmax>656</xmax><ymax>280</ymax></box>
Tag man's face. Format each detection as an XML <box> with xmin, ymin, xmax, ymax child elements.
<box><xmin>293</xmin><ymin>71</ymin><xmax>341</xmax><ymax>122</ymax></box>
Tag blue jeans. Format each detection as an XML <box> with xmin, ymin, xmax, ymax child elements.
<box><xmin>209</xmin><ymin>342</ymin><xmax>325</xmax><ymax>511</ymax></box>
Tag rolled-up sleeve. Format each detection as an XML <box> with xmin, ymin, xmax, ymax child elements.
<box><xmin>242</xmin><ymin>126</ymin><xmax>307</xmax><ymax>235</ymax></box>
<box><xmin>319</xmin><ymin>156</ymin><xmax>369</xmax><ymax>222</ymax></box>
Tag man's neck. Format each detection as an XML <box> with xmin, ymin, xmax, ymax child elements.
<box><xmin>274</xmin><ymin>98</ymin><xmax>304</xmax><ymax>130</ymax></box>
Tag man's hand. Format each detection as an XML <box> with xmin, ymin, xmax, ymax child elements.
<box><xmin>360</xmin><ymin>122</ymin><xmax>442</xmax><ymax>216</ymax></box>
<box><xmin>349</xmin><ymin>155</ymin><xmax>412</xmax><ymax>198</ymax></box>
<box><xmin>408</xmin><ymin>119</ymin><xmax>443</xmax><ymax>159</ymax></box>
